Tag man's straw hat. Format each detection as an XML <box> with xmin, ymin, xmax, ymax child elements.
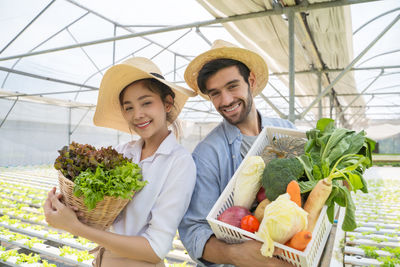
<box><xmin>94</xmin><ymin>57</ymin><xmax>196</xmax><ymax>134</ymax></box>
<box><xmin>184</xmin><ymin>39</ymin><xmax>269</xmax><ymax>100</ymax></box>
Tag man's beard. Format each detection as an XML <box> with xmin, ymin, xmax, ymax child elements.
<box><xmin>220</xmin><ymin>87</ymin><xmax>253</xmax><ymax>125</ymax></box>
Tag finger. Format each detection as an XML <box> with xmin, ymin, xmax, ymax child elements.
<box><xmin>45</xmin><ymin>189</ymin><xmax>57</xmax><ymax>211</ymax></box>
<box><xmin>56</xmin><ymin>192</ymin><xmax>63</xmax><ymax>200</ymax></box>
<box><xmin>273</xmin><ymin>247</ymin><xmax>284</xmax><ymax>256</ymax></box>
<box><xmin>43</xmin><ymin>197</ymin><xmax>54</xmax><ymax>214</ymax></box>
<box><xmin>71</xmin><ymin>206</ymin><xmax>79</xmax><ymax>212</ymax></box>
<box><xmin>47</xmin><ymin>187</ymin><xmax>56</xmax><ymax>198</ymax></box>
<box><xmin>50</xmin><ymin>193</ymin><xmax>65</xmax><ymax>210</ymax></box>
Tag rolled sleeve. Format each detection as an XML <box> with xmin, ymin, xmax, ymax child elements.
<box><xmin>144</xmin><ymin>154</ymin><xmax>196</xmax><ymax>259</ymax></box>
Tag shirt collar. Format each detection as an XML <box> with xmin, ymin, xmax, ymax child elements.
<box><xmin>222</xmin><ymin>110</ymin><xmax>267</xmax><ymax>144</ymax></box>
<box><xmin>128</xmin><ymin>131</ymin><xmax>177</xmax><ymax>162</ymax></box>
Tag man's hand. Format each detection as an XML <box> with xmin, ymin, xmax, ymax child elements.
<box><xmin>203</xmin><ymin>236</ymin><xmax>294</xmax><ymax>267</ymax></box>
<box><xmin>228</xmin><ymin>240</ymin><xmax>293</xmax><ymax>267</ymax></box>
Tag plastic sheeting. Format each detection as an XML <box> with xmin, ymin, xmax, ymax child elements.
<box><xmin>197</xmin><ymin>0</ymin><xmax>366</xmax><ymax>125</ymax></box>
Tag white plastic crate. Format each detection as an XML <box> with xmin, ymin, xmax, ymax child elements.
<box><xmin>206</xmin><ymin>126</ymin><xmax>335</xmax><ymax>267</ymax></box>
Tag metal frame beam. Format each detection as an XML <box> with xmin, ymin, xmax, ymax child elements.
<box><xmin>0</xmin><ymin>66</ymin><xmax>98</xmax><ymax>90</ymax></box>
<box><xmin>0</xmin><ymin>0</ymin><xmax>398</xmax><ymax>125</ymax></box>
<box><xmin>298</xmin><ymin>13</ymin><xmax>400</xmax><ymax>119</ymax></box>
<box><xmin>0</xmin><ymin>98</ymin><xmax>19</xmax><ymax>128</ymax></box>
<box><xmin>0</xmin><ymin>0</ymin><xmax>380</xmax><ymax>62</ymax></box>
<box><xmin>0</xmin><ymin>0</ymin><xmax>56</xmax><ymax>54</ymax></box>
<box><xmin>73</xmin><ymin>43</ymin><xmax>153</xmax><ymax>100</ymax></box>
<box><xmin>65</xmin><ymin>0</ymin><xmax>192</xmax><ymax>61</ymax></box>
<box><xmin>337</xmin><ymin>70</ymin><xmax>384</xmax><ymax>119</ymax></box>
<box><xmin>1</xmin><ymin>12</ymin><xmax>90</xmax><ymax>88</ymax></box>
<box><xmin>70</xmin><ymin>107</ymin><xmax>93</xmax><ymax>135</ymax></box>
<box><xmin>271</xmin><ymin>65</ymin><xmax>400</xmax><ymax>76</ymax></box>
<box><xmin>288</xmin><ymin>10</ymin><xmax>296</xmax><ymax>122</ymax></box>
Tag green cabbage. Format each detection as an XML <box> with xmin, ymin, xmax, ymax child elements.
<box><xmin>255</xmin><ymin>193</ymin><xmax>308</xmax><ymax>257</ymax></box>
<box><xmin>233</xmin><ymin>156</ymin><xmax>265</xmax><ymax>209</ymax></box>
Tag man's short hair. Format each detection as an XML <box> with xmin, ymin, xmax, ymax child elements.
<box><xmin>197</xmin><ymin>58</ymin><xmax>250</xmax><ymax>95</ymax></box>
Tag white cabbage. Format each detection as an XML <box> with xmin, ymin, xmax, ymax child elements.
<box><xmin>233</xmin><ymin>156</ymin><xmax>265</xmax><ymax>209</ymax></box>
<box><xmin>255</xmin><ymin>193</ymin><xmax>308</xmax><ymax>257</ymax></box>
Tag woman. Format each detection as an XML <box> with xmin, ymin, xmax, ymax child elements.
<box><xmin>44</xmin><ymin>57</ymin><xmax>197</xmax><ymax>266</ymax></box>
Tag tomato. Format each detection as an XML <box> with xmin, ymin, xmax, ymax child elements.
<box><xmin>240</xmin><ymin>215</ymin><xmax>260</xmax><ymax>233</ymax></box>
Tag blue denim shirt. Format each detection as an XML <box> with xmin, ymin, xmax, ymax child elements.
<box><xmin>178</xmin><ymin>114</ymin><xmax>294</xmax><ymax>267</ymax></box>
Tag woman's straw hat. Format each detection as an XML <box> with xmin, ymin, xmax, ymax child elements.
<box><xmin>184</xmin><ymin>39</ymin><xmax>269</xmax><ymax>100</ymax></box>
<box><xmin>93</xmin><ymin>57</ymin><xmax>196</xmax><ymax>134</ymax></box>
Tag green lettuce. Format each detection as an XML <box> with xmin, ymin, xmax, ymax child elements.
<box><xmin>73</xmin><ymin>161</ymin><xmax>147</xmax><ymax>210</ymax></box>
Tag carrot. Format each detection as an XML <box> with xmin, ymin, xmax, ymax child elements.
<box><xmin>285</xmin><ymin>231</ymin><xmax>312</xmax><ymax>251</ymax></box>
<box><xmin>303</xmin><ymin>178</ymin><xmax>332</xmax><ymax>232</ymax></box>
<box><xmin>286</xmin><ymin>180</ymin><xmax>301</xmax><ymax>207</ymax></box>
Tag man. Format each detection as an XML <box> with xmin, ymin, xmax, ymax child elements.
<box><xmin>179</xmin><ymin>40</ymin><xmax>294</xmax><ymax>267</ymax></box>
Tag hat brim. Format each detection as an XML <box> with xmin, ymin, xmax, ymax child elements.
<box><xmin>94</xmin><ymin>63</ymin><xmax>195</xmax><ymax>134</ymax></box>
<box><xmin>184</xmin><ymin>47</ymin><xmax>269</xmax><ymax>100</ymax></box>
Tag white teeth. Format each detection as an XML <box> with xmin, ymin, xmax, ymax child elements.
<box><xmin>137</xmin><ymin>121</ymin><xmax>150</xmax><ymax>127</ymax></box>
<box><xmin>225</xmin><ymin>104</ymin><xmax>240</xmax><ymax>112</ymax></box>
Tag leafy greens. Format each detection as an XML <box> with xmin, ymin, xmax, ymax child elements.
<box><xmin>54</xmin><ymin>142</ymin><xmax>147</xmax><ymax>210</ymax></box>
<box><xmin>73</xmin><ymin>161</ymin><xmax>146</xmax><ymax>210</ymax></box>
<box><xmin>54</xmin><ymin>142</ymin><xmax>131</xmax><ymax>181</ymax></box>
<box><xmin>298</xmin><ymin>118</ymin><xmax>375</xmax><ymax>231</ymax></box>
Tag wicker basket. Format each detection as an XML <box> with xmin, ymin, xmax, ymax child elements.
<box><xmin>58</xmin><ymin>171</ymin><xmax>130</xmax><ymax>230</ymax></box>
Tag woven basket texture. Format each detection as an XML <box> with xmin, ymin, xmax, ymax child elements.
<box><xmin>58</xmin><ymin>172</ymin><xmax>130</xmax><ymax>230</ymax></box>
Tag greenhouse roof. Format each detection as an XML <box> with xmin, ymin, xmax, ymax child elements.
<box><xmin>1</xmin><ymin>0</ymin><xmax>399</xmax><ymax>133</ymax></box>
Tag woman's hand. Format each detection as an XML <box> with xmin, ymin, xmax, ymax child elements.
<box><xmin>43</xmin><ymin>187</ymin><xmax>82</xmax><ymax>233</ymax></box>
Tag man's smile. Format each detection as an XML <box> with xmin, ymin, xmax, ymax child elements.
<box><xmin>222</xmin><ymin>102</ymin><xmax>241</xmax><ymax>113</ymax></box>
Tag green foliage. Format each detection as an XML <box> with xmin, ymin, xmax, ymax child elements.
<box><xmin>0</xmin><ymin>249</ymin><xmax>17</xmax><ymax>261</ymax></box>
<box><xmin>75</xmin><ymin>250</ymin><xmax>94</xmax><ymax>262</ymax></box>
<box><xmin>24</xmin><ymin>237</ymin><xmax>43</xmax><ymax>248</ymax></box>
<box><xmin>377</xmin><ymin>256</ymin><xmax>400</xmax><ymax>267</ymax></box>
<box><xmin>359</xmin><ymin>244</ymin><xmax>379</xmax><ymax>258</ymax></box>
<box><xmin>42</xmin><ymin>260</ymin><xmax>57</xmax><ymax>267</ymax></box>
<box><xmin>54</xmin><ymin>142</ymin><xmax>130</xmax><ymax>181</ymax></box>
<box><xmin>261</xmin><ymin>157</ymin><xmax>304</xmax><ymax>201</ymax></box>
<box><xmin>59</xmin><ymin>232</ymin><xmax>74</xmax><ymax>239</ymax></box>
<box><xmin>382</xmin><ymin>247</ymin><xmax>400</xmax><ymax>259</ymax></box>
<box><xmin>16</xmin><ymin>253</ymin><xmax>41</xmax><ymax>264</ymax></box>
<box><xmin>54</xmin><ymin>142</ymin><xmax>146</xmax><ymax>210</ymax></box>
<box><xmin>297</xmin><ymin>118</ymin><xmax>375</xmax><ymax>231</ymax></box>
<box><xmin>73</xmin><ymin>161</ymin><xmax>146</xmax><ymax>210</ymax></box>
<box><xmin>371</xmin><ymin>237</ymin><xmax>385</xmax><ymax>243</ymax></box>
<box><xmin>76</xmin><ymin>236</ymin><xmax>89</xmax><ymax>245</ymax></box>
<box><xmin>59</xmin><ymin>246</ymin><xmax>94</xmax><ymax>262</ymax></box>
<box><xmin>59</xmin><ymin>246</ymin><xmax>76</xmax><ymax>256</ymax></box>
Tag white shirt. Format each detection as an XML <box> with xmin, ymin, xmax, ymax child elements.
<box><xmin>112</xmin><ymin>132</ymin><xmax>196</xmax><ymax>259</ymax></box>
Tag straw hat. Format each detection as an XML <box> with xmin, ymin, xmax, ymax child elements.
<box><xmin>184</xmin><ymin>39</ymin><xmax>269</xmax><ymax>100</ymax></box>
<box><xmin>93</xmin><ymin>57</ymin><xmax>196</xmax><ymax>134</ymax></box>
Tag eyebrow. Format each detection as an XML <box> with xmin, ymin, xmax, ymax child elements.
<box><xmin>207</xmin><ymin>79</ymin><xmax>240</xmax><ymax>93</ymax></box>
<box><xmin>122</xmin><ymin>95</ymin><xmax>153</xmax><ymax>105</ymax></box>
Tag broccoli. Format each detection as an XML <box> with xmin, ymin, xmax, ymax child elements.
<box><xmin>261</xmin><ymin>157</ymin><xmax>304</xmax><ymax>201</ymax></box>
